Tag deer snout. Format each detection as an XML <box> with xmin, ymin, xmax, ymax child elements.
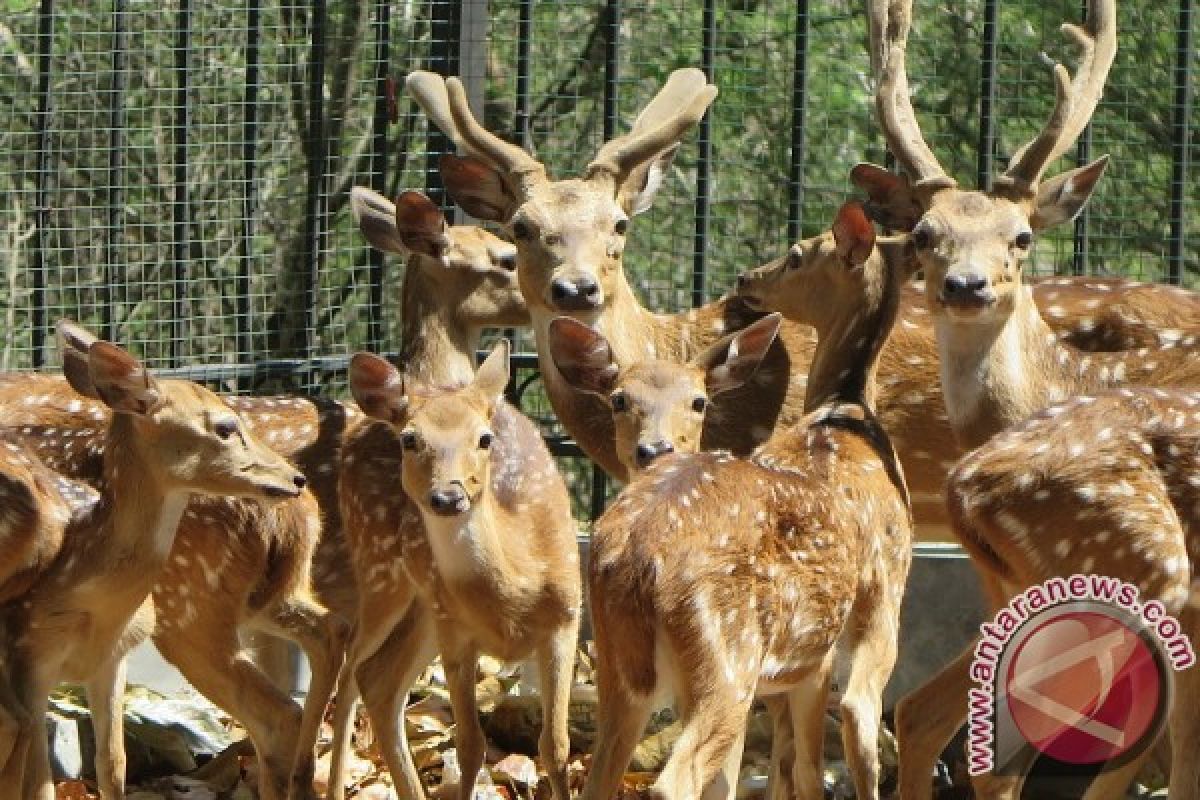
<box><xmin>262</xmin><ymin>471</ymin><xmax>307</xmax><ymax>499</ymax></box>
<box><xmin>635</xmin><ymin>440</ymin><xmax>675</xmax><ymax>469</ymax></box>
<box><xmin>549</xmin><ymin>275</ymin><xmax>602</xmax><ymax>311</ymax></box>
<box><xmin>940</xmin><ymin>272</ymin><xmax>994</xmax><ymax>309</ymax></box>
<box><xmin>429</xmin><ymin>482</ymin><xmax>469</xmax><ymax>516</ymax></box>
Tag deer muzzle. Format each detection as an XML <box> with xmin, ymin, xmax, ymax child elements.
<box><xmin>549</xmin><ymin>275</ymin><xmax>603</xmax><ymax>312</ymax></box>
<box><xmin>940</xmin><ymin>271</ymin><xmax>995</xmax><ymax>312</ymax></box>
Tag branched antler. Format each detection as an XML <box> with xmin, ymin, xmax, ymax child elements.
<box><xmin>997</xmin><ymin>0</ymin><xmax>1117</xmax><ymax>195</ymax></box>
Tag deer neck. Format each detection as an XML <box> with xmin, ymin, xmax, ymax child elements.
<box><xmin>97</xmin><ymin>415</ymin><xmax>191</xmax><ymax>567</ymax></box>
<box><xmin>935</xmin><ymin>283</ymin><xmax>1082</xmax><ymax>449</ymax></box>
<box><xmin>399</xmin><ymin>261</ymin><xmax>479</xmax><ymax>387</ymax></box>
<box><xmin>803</xmin><ymin>248</ymin><xmax>905</xmax><ymax>412</ymax></box>
<box><xmin>419</xmin><ymin>490</ymin><xmax>527</xmax><ymax>588</ymax></box>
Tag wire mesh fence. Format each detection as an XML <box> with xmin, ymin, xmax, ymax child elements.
<box><xmin>0</xmin><ymin>0</ymin><xmax>1196</xmax><ymax>521</ymax></box>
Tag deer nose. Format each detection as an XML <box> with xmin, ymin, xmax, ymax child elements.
<box><xmin>429</xmin><ymin>484</ymin><xmax>467</xmax><ymax>515</ymax></box>
<box><xmin>293</xmin><ymin>474</ymin><xmax>307</xmax><ymax>490</ymax></box>
<box><xmin>550</xmin><ymin>276</ymin><xmax>601</xmax><ymax>311</ymax></box>
<box><xmin>635</xmin><ymin>440</ymin><xmax>675</xmax><ymax>468</ymax></box>
<box><xmin>942</xmin><ymin>272</ymin><xmax>991</xmax><ymax>304</ymax></box>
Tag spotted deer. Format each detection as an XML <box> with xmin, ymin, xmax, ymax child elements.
<box><xmin>408</xmin><ymin>69</ymin><xmax>1198</xmax><ymax>544</ymax></box>
<box><xmin>0</xmin><ymin>187</ymin><xmax>527</xmax><ymax>800</ymax></box>
<box><xmin>0</xmin><ymin>322</ymin><xmax>306</xmax><ymax>800</ymax></box>
<box><xmin>328</xmin><ymin>342</ymin><xmax>581</xmax><ymax>800</ymax></box>
<box><xmin>581</xmin><ymin>202</ymin><xmax>914</xmax><ymax>800</ymax></box>
<box><xmin>933</xmin><ymin>389</ymin><xmax>1199</xmax><ymax>799</ymax></box>
<box><xmin>854</xmin><ymin>0</ymin><xmax>1199</xmax><ymax>795</ymax></box>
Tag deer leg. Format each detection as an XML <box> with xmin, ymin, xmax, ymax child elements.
<box><xmin>153</xmin><ymin>623</ymin><xmax>299</xmax><ymax>800</ymax></box>
<box><xmin>1166</xmin><ymin>606</ymin><xmax>1200</xmax><ymax>800</ymax></box>
<box><xmin>787</xmin><ymin>658</ymin><xmax>834</xmax><ymax>800</ymax></box>
<box><xmin>0</xmin><ymin>657</ymin><xmax>29</xmax><ymax>774</ymax></box>
<box><xmin>255</xmin><ymin>593</ymin><xmax>349</xmax><ymax>799</ymax></box>
<box><xmin>895</xmin><ymin>643</ymin><xmax>973</xmax><ymax>800</ymax></box>
<box><xmin>355</xmin><ymin>602</ymin><xmax>438</xmax><ymax>800</ymax></box>
<box><xmin>579</xmin><ymin>683</ymin><xmax>653</xmax><ymax>800</ymax></box>
<box><xmin>442</xmin><ymin>639</ymin><xmax>485</xmax><ymax>800</ymax></box>
<box><xmin>535</xmin><ymin>618</ymin><xmax>581</xmax><ymax>800</ymax></box>
<box><xmin>763</xmin><ymin>696</ymin><xmax>794</xmax><ymax>800</ymax></box>
<box><xmin>839</xmin><ymin>594</ymin><xmax>903</xmax><ymax>800</ymax></box>
<box><xmin>652</xmin><ymin>660</ymin><xmax>755</xmax><ymax>800</ymax></box>
<box><xmin>327</xmin><ymin>588</ymin><xmax>417</xmax><ymax>800</ymax></box>
<box><xmin>85</xmin><ymin>654</ymin><xmax>128</xmax><ymax>800</ymax></box>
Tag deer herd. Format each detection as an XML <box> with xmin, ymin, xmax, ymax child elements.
<box><xmin>0</xmin><ymin>0</ymin><xmax>1197</xmax><ymax>797</ymax></box>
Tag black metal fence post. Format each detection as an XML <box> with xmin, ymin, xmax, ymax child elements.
<box><xmin>32</xmin><ymin>0</ymin><xmax>54</xmax><ymax>368</ymax></box>
<box><xmin>105</xmin><ymin>0</ymin><xmax>126</xmax><ymax>345</ymax></box>
<box><xmin>425</xmin><ymin>1</ymin><xmax>461</xmax><ymax>210</ymax></box>
<box><xmin>787</xmin><ymin>0</ymin><xmax>810</xmax><ymax>243</ymax></box>
<box><xmin>976</xmin><ymin>0</ymin><xmax>998</xmax><ymax>189</ymax></box>
<box><xmin>1169</xmin><ymin>0</ymin><xmax>1195</xmax><ymax>285</ymax></box>
<box><xmin>367</xmin><ymin>0</ymin><xmax>391</xmax><ymax>353</ymax></box>
<box><xmin>303</xmin><ymin>0</ymin><xmax>329</xmax><ymax>371</ymax></box>
<box><xmin>1071</xmin><ymin>0</ymin><xmax>1094</xmax><ymax>277</ymax></box>
<box><xmin>173</xmin><ymin>0</ymin><xmax>192</xmax><ymax>365</ymax></box>
<box><xmin>237</xmin><ymin>0</ymin><xmax>261</xmax><ymax>378</ymax></box>
<box><xmin>692</xmin><ymin>0</ymin><xmax>716</xmax><ymax>308</ymax></box>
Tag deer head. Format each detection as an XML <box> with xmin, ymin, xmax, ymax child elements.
<box><xmin>57</xmin><ymin>321</ymin><xmax>305</xmax><ymax>500</ymax></box>
<box><xmin>405</xmin><ymin>69</ymin><xmax>717</xmax><ymax>322</ymax></box>
<box><xmin>350</xmin><ymin>187</ymin><xmax>528</xmax><ymax>328</ymax></box>
<box><xmin>349</xmin><ymin>341</ymin><xmax>510</xmax><ymax>517</ymax></box>
<box><xmin>546</xmin><ymin>314</ymin><xmax>781</xmax><ymax>473</ymax></box>
<box><xmin>854</xmin><ymin>0</ymin><xmax>1115</xmax><ymax>331</ymax></box>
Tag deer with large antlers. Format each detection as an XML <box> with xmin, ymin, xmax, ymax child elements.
<box><xmin>582</xmin><ymin>202</ymin><xmax>914</xmax><ymax>800</ymax></box>
<box><xmin>0</xmin><ymin>323</ymin><xmax>306</xmax><ymax>800</ymax></box>
<box><xmin>0</xmin><ymin>188</ymin><xmax>528</xmax><ymax>799</ymax></box>
<box><xmin>328</xmin><ymin>342</ymin><xmax>581</xmax><ymax>800</ymax></box>
<box><xmin>407</xmin><ymin>68</ymin><xmax>1197</xmax><ymax>544</ymax></box>
<box><xmin>940</xmin><ymin>388</ymin><xmax>1198</xmax><ymax>798</ymax></box>
<box><xmin>855</xmin><ymin>0</ymin><xmax>1198</xmax><ymax>795</ymax></box>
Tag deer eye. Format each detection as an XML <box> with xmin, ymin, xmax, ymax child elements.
<box><xmin>912</xmin><ymin>224</ymin><xmax>933</xmax><ymax>250</ymax></box>
<box><xmin>478</xmin><ymin>432</ymin><xmax>494</xmax><ymax>450</ymax></box>
<box><xmin>512</xmin><ymin>220</ymin><xmax>534</xmax><ymax>241</ymax></box>
<box><xmin>1014</xmin><ymin>231</ymin><xmax>1034</xmax><ymax>249</ymax></box>
<box><xmin>691</xmin><ymin>396</ymin><xmax>707</xmax><ymax>413</ymax></box>
<box><xmin>610</xmin><ymin>392</ymin><xmax>629</xmax><ymax>413</ymax></box>
<box><xmin>213</xmin><ymin>419</ymin><xmax>239</xmax><ymax>440</ymax></box>
<box><xmin>401</xmin><ymin>431</ymin><xmax>418</xmax><ymax>450</ymax></box>
<box><xmin>614</xmin><ymin>218</ymin><xmax>629</xmax><ymax>235</ymax></box>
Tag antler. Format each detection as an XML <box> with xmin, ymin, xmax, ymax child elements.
<box><xmin>405</xmin><ymin>70</ymin><xmax>547</xmax><ymax>189</ymax></box>
<box><xmin>996</xmin><ymin>0</ymin><xmax>1117</xmax><ymax>195</ymax></box>
<box><xmin>585</xmin><ymin>68</ymin><xmax>719</xmax><ymax>186</ymax></box>
<box><xmin>868</xmin><ymin>0</ymin><xmax>956</xmax><ymax>191</ymax></box>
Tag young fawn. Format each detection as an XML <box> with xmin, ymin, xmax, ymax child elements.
<box><xmin>547</xmin><ymin>313</ymin><xmax>783</xmax><ymax>475</ymax></box>
<box><xmin>0</xmin><ymin>322</ymin><xmax>305</xmax><ymax>800</ymax></box>
<box><xmin>940</xmin><ymin>389</ymin><xmax>1198</xmax><ymax>799</ymax></box>
<box><xmin>582</xmin><ymin>203</ymin><xmax>914</xmax><ymax>800</ymax></box>
<box><xmin>328</xmin><ymin>342</ymin><xmax>581</xmax><ymax>800</ymax></box>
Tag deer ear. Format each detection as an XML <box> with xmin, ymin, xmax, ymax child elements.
<box><xmin>695</xmin><ymin>313</ymin><xmax>782</xmax><ymax>396</ymax></box>
<box><xmin>547</xmin><ymin>317</ymin><xmax>619</xmax><ymax>397</ymax></box>
<box><xmin>832</xmin><ymin>202</ymin><xmax>876</xmax><ymax>266</ymax></box>
<box><xmin>394</xmin><ymin>191</ymin><xmax>451</xmax><ymax>258</ymax></box>
<box><xmin>349</xmin><ymin>353</ymin><xmax>409</xmax><ymax>425</ymax></box>
<box><xmin>86</xmin><ymin>340</ymin><xmax>163</xmax><ymax>416</ymax></box>
<box><xmin>1030</xmin><ymin>156</ymin><xmax>1109</xmax><ymax>231</ymax></box>
<box><xmin>350</xmin><ymin>187</ymin><xmax>408</xmax><ymax>255</ymax></box>
<box><xmin>441</xmin><ymin>153</ymin><xmax>518</xmax><ymax>223</ymax></box>
<box><xmin>473</xmin><ymin>340</ymin><xmax>511</xmax><ymax>405</ymax></box>
<box><xmin>57</xmin><ymin>320</ymin><xmax>101</xmax><ymax>399</ymax></box>
<box><xmin>618</xmin><ymin>143</ymin><xmax>679</xmax><ymax>217</ymax></box>
<box><xmin>850</xmin><ymin>163</ymin><xmax>924</xmax><ymax>232</ymax></box>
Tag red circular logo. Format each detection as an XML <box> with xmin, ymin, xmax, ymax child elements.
<box><xmin>1005</xmin><ymin>610</ymin><xmax>1163</xmax><ymax>765</ymax></box>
